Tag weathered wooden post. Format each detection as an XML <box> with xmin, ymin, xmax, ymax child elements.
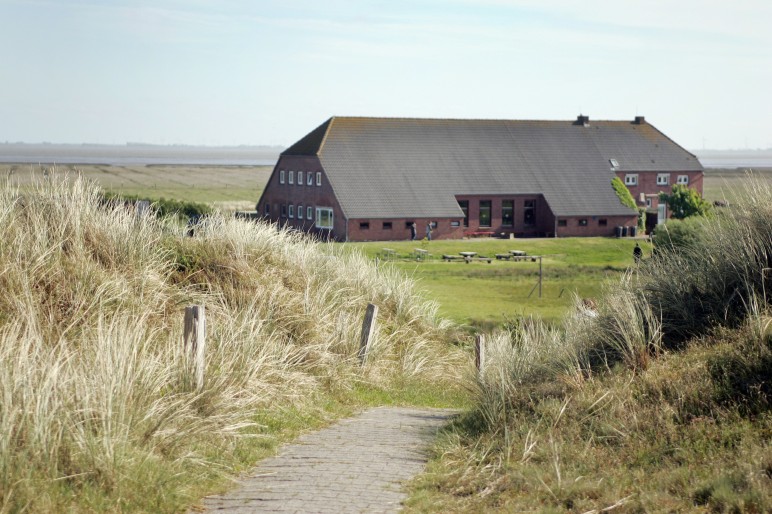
<box><xmin>358</xmin><ymin>303</ymin><xmax>378</xmax><ymax>365</ymax></box>
<box><xmin>475</xmin><ymin>334</ymin><xmax>485</xmax><ymax>374</ymax></box>
<box><xmin>184</xmin><ymin>305</ymin><xmax>206</xmax><ymax>390</ymax></box>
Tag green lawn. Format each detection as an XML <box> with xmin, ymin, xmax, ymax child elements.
<box><xmin>349</xmin><ymin>238</ymin><xmax>648</xmax><ymax>327</ymax></box>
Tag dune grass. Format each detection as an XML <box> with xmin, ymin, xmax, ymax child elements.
<box><xmin>0</xmin><ymin>175</ymin><xmax>467</xmax><ymax>512</ymax></box>
<box><xmin>405</xmin><ymin>178</ymin><xmax>772</xmax><ymax>512</ymax></box>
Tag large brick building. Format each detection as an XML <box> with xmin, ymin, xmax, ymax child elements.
<box><xmin>257</xmin><ymin>115</ymin><xmax>703</xmax><ymax>241</ymax></box>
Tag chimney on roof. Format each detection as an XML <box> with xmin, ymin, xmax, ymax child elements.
<box><xmin>575</xmin><ymin>114</ymin><xmax>590</xmax><ymax>126</ymax></box>
<box><xmin>634</xmin><ymin>116</ymin><xmax>645</xmax><ymax>124</ymax></box>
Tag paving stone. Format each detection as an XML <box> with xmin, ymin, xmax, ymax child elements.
<box><xmin>199</xmin><ymin>407</ymin><xmax>457</xmax><ymax>513</ymax></box>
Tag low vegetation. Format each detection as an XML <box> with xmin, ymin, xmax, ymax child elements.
<box><xmin>406</xmin><ymin>179</ymin><xmax>772</xmax><ymax>512</ymax></box>
<box><xmin>351</xmin><ymin>238</ymin><xmax>650</xmax><ymax>326</ymax></box>
<box><xmin>0</xmin><ymin>175</ymin><xmax>467</xmax><ymax>512</ymax></box>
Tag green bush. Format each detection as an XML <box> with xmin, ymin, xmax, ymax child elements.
<box><xmin>611</xmin><ymin>176</ymin><xmax>637</xmax><ymax>210</ymax></box>
<box><xmin>101</xmin><ymin>192</ymin><xmax>212</xmax><ymax>220</ymax></box>
<box><xmin>650</xmin><ymin>217</ymin><xmax>708</xmax><ymax>252</ymax></box>
<box><xmin>659</xmin><ymin>184</ymin><xmax>712</xmax><ymax>219</ymax></box>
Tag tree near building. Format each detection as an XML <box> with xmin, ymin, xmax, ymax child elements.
<box><xmin>659</xmin><ymin>184</ymin><xmax>712</xmax><ymax>219</ymax></box>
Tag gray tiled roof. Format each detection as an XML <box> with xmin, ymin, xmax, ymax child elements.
<box><xmin>281</xmin><ymin>117</ymin><xmax>702</xmax><ymax>219</ymax></box>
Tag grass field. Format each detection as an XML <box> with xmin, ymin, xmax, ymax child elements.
<box><xmin>703</xmin><ymin>167</ymin><xmax>772</xmax><ymax>201</ymax></box>
<box><xmin>2</xmin><ymin>163</ymin><xmax>273</xmax><ymax>212</ymax></box>
<box><xmin>350</xmin><ymin>238</ymin><xmax>648</xmax><ymax>327</ymax></box>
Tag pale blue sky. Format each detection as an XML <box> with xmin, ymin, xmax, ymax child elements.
<box><xmin>1</xmin><ymin>0</ymin><xmax>770</xmax><ymax>149</ymax></box>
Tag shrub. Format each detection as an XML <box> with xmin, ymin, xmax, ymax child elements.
<box><xmin>650</xmin><ymin>217</ymin><xmax>708</xmax><ymax>252</ymax></box>
<box><xmin>659</xmin><ymin>184</ymin><xmax>712</xmax><ymax>219</ymax></box>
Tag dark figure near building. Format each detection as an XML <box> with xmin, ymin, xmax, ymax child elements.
<box><xmin>633</xmin><ymin>242</ymin><xmax>643</xmax><ymax>263</ymax></box>
<box><xmin>410</xmin><ymin>222</ymin><xmax>417</xmax><ymax>241</ymax></box>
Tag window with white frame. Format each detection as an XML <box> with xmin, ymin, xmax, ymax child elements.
<box><xmin>657</xmin><ymin>174</ymin><xmax>669</xmax><ymax>185</ymax></box>
<box><xmin>279</xmin><ymin>170</ymin><xmax>285</xmax><ymax>184</ymax></box>
<box><xmin>288</xmin><ymin>205</ymin><xmax>294</xmax><ymax>218</ymax></box>
<box><xmin>677</xmin><ymin>175</ymin><xmax>689</xmax><ymax>185</ymax></box>
<box><xmin>288</xmin><ymin>170</ymin><xmax>294</xmax><ymax>185</ymax></box>
<box><xmin>297</xmin><ymin>204</ymin><xmax>303</xmax><ymax>219</ymax></box>
<box><xmin>646</xmin><ymin>197</ymin><xmax>653</xmax><ymax>208</ymax></box>
<box><xmin>316</xmin><ymin>207</ymin><xmax>333</xmax><ymax>229</ymax></box>
<box><xmin>306</xmin><ymin>206</ymin><xmax>313</xmax><ymax>220</ymax></box>
<box><xmin>624</xmin><ymin>174</ymin><xmax>638</xmax><ymax>186</ymax></box>
<box><xmin>316</xmin><ymin>171</ymin><xmax>322</xmax><ymax>186</ymax></box>
<box><xmin>298</xmin><ymin>171</ymin><xmax>303</xmax><ymax>185</ymax></box>
<box><xmin>307</xmin><ymin>172</ymin><xmax>313</xmax><ymax>186</ymax></box>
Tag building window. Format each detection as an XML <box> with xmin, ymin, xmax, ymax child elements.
<box><xmin>609</xmin><ymin>158</ymin><xmax>619</xmax><ymax>169</ymax></box>
<box><xmin>657</xmin><ymin>174</ymin><xmax>669</xmax><ymax>185</ymax></box>
<box><xmin>382</xmin><ymin>221</ymin><xmax>392</xmax><ymax>230</ymax></box>
<box><xmin>264</xmin><ymin>203</ymin><xmax>270</xmax><ymax>216</ymax></box>
<box><xmin>502</xmin><ymin>200</ymin><xmax>514</xmax><ymax>227</ymax></box>
<box><xmin>279</xmin><ymin>170</ymin><xmax>285</xmax><ymax>184</ymax></box>
<box><xmin>524</xmin><ymin>200</ymin><xmax>535</xmax><ymax>226</ymax></box>
<box><xmin>316</xmin><ymin>172</ymin><xmax>322</xmax><ymax>186</ymax></box>
<box><xmin>281</xmin><ymin>204</ymin><xmax>287</xmax><ymax>218</ymax></box>
<box><xmin>598</xmin><ymin>218</ymin><xmax>608</xmax><ymax>226</ymax></box>
<box><xmin>298</xmin><ymin>171</ymin><xmax>303</xmax><ymax>185</ymax></box>
<box><xmin>316</xmin><ymin>207</ymin><xmax>333</xmax><ymax>229</ymax></box>
<box><xmin>359</xmin><ymin>222</ymin><xmax>370</xmax><ymax>230</ymax></box>
<box><xmin>307</xmin><ymin>172</ymin><xmax>314</xmax><ymax>186</ymax></box>
<box><xmin>288</xmin><ymin>171</ymin><xmax>294</xmax><ymax>185</ymax></box>
<box><xmin>451</xmin><ymin>220</ymin><xmax>460</xmax><ymax>227</ymax></box>
<box><xmin>288</xmin><ymin>205</ymin><xmax>294</xmax><ymax>218</ymax></box>
<box><xmin>458</xmin><ymin>200</ymin><xmax>469</xmax><ymax>227</ymax></box>
<box><xmin>646</xmin><ymin>197</ymin><xmax>653</xmax><ymax>208</ymax></box>
<box><xmin>578</xmin><ymin>219</ymin><xmax>588</xmax><ymax>226</ymax></box>
<box><xmin>479</xmin><ymin>200</ymin><xmax>492</xmax><ymax>227</ymax></box>
<box><xmin>677</xmin><ymin>175</ymin><xmax>689</xmax><ymax>185</ymax></box>
<box><xmin>557</xmin><ymin>219</ymin><xmax>567</xmax><ymax>227</ymax></box>
<box><xmin>297</xmin><ymin>204</ymin><xmax>303</xmax><ymax>219</ymax></box>
<box><xmin>624</xmin><ymin>174</ymin><xmax>638</xmax><ymax>186</ymax></box>
<box><xmin>306</xmin><ymin>206</ymin><xmax>313</xmax><ymax>220</ymax></box>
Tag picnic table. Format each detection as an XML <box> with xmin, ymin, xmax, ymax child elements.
<box><xmin>379</xmin><ymin>248</ymin><xmax>396</xmax><ymax>261</ymax></box>
<box><xmin>413</xmin><ymin>248</ymin><xmax>429</xmax><ymax>261</ymax></box>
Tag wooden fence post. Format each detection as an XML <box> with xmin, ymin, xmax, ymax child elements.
<box><xmin>475</xmin><ymin>334</ymin><xmax>485</xmax><ymax>374</ymax></box>
<box><xmin>184</xmin><ymin>305</ymin><xmax>206</xmax><ymax>390</ymax></box>
<box><xmin>358</xmin><ymin>303</ymin><xmax>378</xmax><ymax>365</ymax></box>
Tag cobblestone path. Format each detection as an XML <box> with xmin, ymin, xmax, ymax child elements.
<box><xmin>200</xmin><ymin>406</ymin><xmax>458</xmax><ymax>513</ymax></box>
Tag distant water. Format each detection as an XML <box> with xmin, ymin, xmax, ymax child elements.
<box><xmin>0</xmin><ymin>143</ymin><xmax>281</xmax><ymax>166</ymax></box>
<box><xmin>693</xmin><ymin>150</ymin><xmax>772</xmax><ymax>169</ymax></box>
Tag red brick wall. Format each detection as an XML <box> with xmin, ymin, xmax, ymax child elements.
<box><xmin>555</xmin><ymin>215</ymin><xmax>638</xmax><ymax>237</ymax></box>
<box><xmin>616</xmin><ymin>170</ymin><xmax>704</xmax><ymax>211</ymax></box>
<box><xmin>346</xmin><ymin>218</ymin><xmax>466</xmax><ymax>242</ymax></box>
<box><xmin>257</xmin><ymin>156</ymin><xmax>346</xmax><ymax>240</ymax></box>
<box><xmin>455</xmin><ymin>195</ymin><xmax>555</xmax><ymax>236</ymax></box>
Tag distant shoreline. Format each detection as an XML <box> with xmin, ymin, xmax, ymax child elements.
<box><xmin>2</xmin><ymin>143</ymin><xmax>771</xmax><ymax>168</ymax></box>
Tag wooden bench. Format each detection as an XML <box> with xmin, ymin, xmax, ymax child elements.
<box><xmin>464</xmin><ymin>230</ymin><xmax>496</xmax><ymax>238</ymax></box>
<box><xmin>413</xmin><ymin>248</ymin><xmax>429</xmax><ymax>261</ymax></box>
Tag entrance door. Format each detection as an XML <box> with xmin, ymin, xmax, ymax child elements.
<box><xmin>657</xmin><ymin>204</ymin><xmax>667</xmax><ymax>224</ymax></box>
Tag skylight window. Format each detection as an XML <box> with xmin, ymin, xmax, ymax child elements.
<box><xmin>609</xmin><ymin>158</ymin><xmax>619</xmax><ymax>169</ymax></box>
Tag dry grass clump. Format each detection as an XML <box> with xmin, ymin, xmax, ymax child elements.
<box><xmin>0</xmin><ymin>175</ymin><xmax>463</xmax><ymax>512</ymax></box>
<box><xmin>408</xmin><ymin>179</ymin><xmax>772</xmax><ymax>512</ymax></box>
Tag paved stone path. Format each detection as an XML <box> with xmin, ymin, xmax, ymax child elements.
<box><xmin>200</xmin><ymin>406</ymin><xmax>458</xmax><ymax>513</ymax></box>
